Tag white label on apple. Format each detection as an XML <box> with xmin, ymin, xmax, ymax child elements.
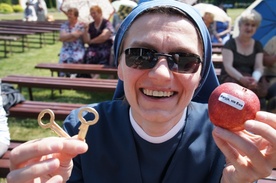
<box><xmin>218</xmin><ymin>92</ymin><xmax>245</xmax><ymax>110</ymax></box>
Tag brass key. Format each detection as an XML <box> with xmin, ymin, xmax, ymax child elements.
<box><xmin>38</xmin><ymin>109</ymin><xmax>70</xmax><ymax>138</ymax></box>
<box><xmin>77</xmin><ymin>107</ymin><xmax>99</xmax><ymax>140</ymax></box>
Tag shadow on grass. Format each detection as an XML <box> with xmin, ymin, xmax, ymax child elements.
<box><xmin>19</xmin><ymin>88</ymin><xmax>114</xmax><ymax>104</ymax></box>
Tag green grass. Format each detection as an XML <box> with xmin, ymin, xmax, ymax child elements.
<box><xmin>0</xmin><ymin>11</ymin><xmax>113</xmax><ymax>141</ymax></box>
<box><xmin>0</xmin><ymin>40</ymin><xmax>114</xmax><ymax>140</ymax></box>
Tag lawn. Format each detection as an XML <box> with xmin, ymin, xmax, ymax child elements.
<box><xmin>0</xmin><ymin>10</ymin><xmax>114</xmax><ymax>141</ymax></box>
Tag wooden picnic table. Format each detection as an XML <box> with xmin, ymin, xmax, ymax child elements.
<box><xmin>35</xmin><ymin>63</ymin><xmax>118</xmax><ymax>77</ymax></box>
<box><xmin>0</xmin><ymin>30</ymin><xmax>34</xmax><ymax>52</ymax></box>
<box><xmin>0</xmin><ymin>27</ymin><xmax>52</xmax><ymax>48</ymax></box>
<box><xmin>0</xmin><ymin>20</ymin><xmax>62</xmax><ymax>28</ymax></box>
<box><xmin>0</xmin><ymin>24</ymin><xmax>59</xmax><ymax>44</ymax></box>
<box><xmin>1</xmin><ymin>75</ymin><xmax>118</xmax><ymax>100</ymax></box>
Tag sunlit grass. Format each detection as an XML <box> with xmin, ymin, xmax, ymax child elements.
<box><xmin>0</xmin><ymin>17</ymin><xmax>113</xmax><ymax>141</ymax></box>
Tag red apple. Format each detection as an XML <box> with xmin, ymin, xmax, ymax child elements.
<box><xmin>208</xmin><ymin>82</ymin><xmax>260</xmax><ymax>131</ymax></box>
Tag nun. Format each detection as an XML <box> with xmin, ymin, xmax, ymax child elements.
<box><xmin>7</xmin><ymin>1</ymin><xmax>276</xmax><ymax>183</ymax></box>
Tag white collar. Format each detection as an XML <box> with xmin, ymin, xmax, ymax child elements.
<box><xmin>129</xmin><ymin>108</ymin><xmax>186</xmax><ymax>144</ymax></box>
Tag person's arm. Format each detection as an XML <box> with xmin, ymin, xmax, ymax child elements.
<box><xmin>252</xmin><ymin>52</ymin><xmax>264</xmax><ymax>82</ymax></box>
<box><xmin>217</xmin><ymin>18</ymin><xmax>232</xmax><ymax>38</ymax></box>
<box><xmin>215</xmin><ymin>111</ymin><xmax>276</xmax><ymax>183</ymax></box>
<box><xmin>222</xmin><ymin>48</ymin><xmax>256</xmax><ymax>87</ymax></box>
<box><xmin>59</xmin><ymin>24</ymin><xmax>85</xmax><ymax>42</ymax></box>
<box><xmin>263</xmin><ymin>51</ymin><xmax>276</xmax><ymax>67</ymax></box>
<box><xmin>88</xmin><ymin>28</ymin><xmax>112</xmax><ymax>44</ymax></box>
<box><xmin>59</xmin><ymin>0</ymin><xmax>67</xmax><ymax>16</ymax></box>
<box><xmin>82</xmin><ymin>24</ymin><xmax>91</xmax><ymax>44</ymax></box>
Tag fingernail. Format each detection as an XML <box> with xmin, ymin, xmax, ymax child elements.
<box><xmin>244</xmin><ymin>120</ymin><xmax>255</xmax><ymax>130</ymax></box>
<box><xmin>213</xmin><ymin>126</ymin><xmax>224</xmax><ymax>135</ymax></box>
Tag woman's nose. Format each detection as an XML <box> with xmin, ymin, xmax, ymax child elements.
<box><xmin>148</xmin><ymin>59</ymin><xmax>172</xmax><ymax>80</ymax></box>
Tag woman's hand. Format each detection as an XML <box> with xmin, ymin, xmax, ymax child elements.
<box><xmin>213</xmin><ymin>111</ymin><xmax>276</xmax><ymax>183</ymax></box>
<box><xmin>7</xmin><ymin>137</ymin><xmax>88</xmax><ymax>183</ymax></box>
<box><xmin>239</xmin><ymin>76</ymin><xmax>257</xmax><ymax>89</ymax></box>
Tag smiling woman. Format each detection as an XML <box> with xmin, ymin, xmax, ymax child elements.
<box><xmin>6</xmin><ymin>1</ymin><xmax>276</xmax><ymax>183</ymax></box>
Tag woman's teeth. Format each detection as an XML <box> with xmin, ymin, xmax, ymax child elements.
<box><xmin>143</xmin><ymin>89</ymin><xmax>174</xmax><ymax>97</ymax></box>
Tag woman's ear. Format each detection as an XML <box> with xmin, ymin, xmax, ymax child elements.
<box><xmin>117</xmin><ymin>62</ymin><xmax>124</xmax><ymax>81</ymax></box>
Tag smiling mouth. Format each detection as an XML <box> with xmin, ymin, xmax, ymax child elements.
<box><xmin>142</xmin><ymin>89</ymin><xmax>175</xmax><ymax>98</ymax></box>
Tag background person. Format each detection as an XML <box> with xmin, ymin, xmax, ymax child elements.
<box><xmin>263</xmin><ymin>36</ymin><xmax>276</xmax><ymax>112</ymax></box>
<box><xmin>202</xmin><ymin>12</ymin><xmax>217</xmax><ymax>42</ymax></box>
<box><xmin>6</xmin><ymin>1</ymin><xmax>276</xmax><ymax>183</ymax></box>
<box><xmin>212</xmin><ymin>17</ymin><xmax>232</xmax><ymax>44</ymax></box>
<box><xmin>58</xmin><ymin>7</ymin><xmax>86</xmax><ymax>77</ymax></box>
<box><xmin>0</xmin><ymin>83</ymin><xmax>10</xmax><ymax>157</ymax></box>
<box><xmin>35</xmin><ymin>0</ymin><xmax>48</xmax><ymax>21</ymax></box>
<box><xmin>219</xmin><ymin>9</ymin><xmax>268</xmax><ymax>110</ymax></box>
<box><xmin>83</xmin><ymin>5</ymin><xmax>114</xmax><ymax>66</ymax></box>
<box><xmin>23</xmin><ymin>1</ymin><xmax>37</xmax><ymax>21</ymax></box>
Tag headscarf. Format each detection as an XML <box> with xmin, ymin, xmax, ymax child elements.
<box><xmin>112</xmin><ymin>0</ymin><xmax>219</xmax><ymax>103</ymax></box>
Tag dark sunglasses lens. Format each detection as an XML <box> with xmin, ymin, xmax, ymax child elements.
<box><xmin>125</xmin><ymin>48</ymin><xmax>157</xmax><ymax>69</ymax></box>
<box><xmin>125</xmin><ymin>48</ymin><xmax>201</xmax><ymax>73</ymax></box>
<box><xmin>178</xmin><ymin>60</ymin><xmax>200</xmax><ymax>73</ymax></box>
<box><xmin>173</xmin><ymin>55</ymin><xmax>200</xmax><ymax>73</ymax></box>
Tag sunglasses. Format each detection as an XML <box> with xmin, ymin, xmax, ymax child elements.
<box><xmin>124</xmin><ymin>48</ymin><xmax>202</xmax><ymax>74</ymax></box>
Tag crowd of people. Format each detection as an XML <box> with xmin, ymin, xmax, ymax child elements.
<box><xmin>57</xmin><ymin>0</ymin><xmax>137</xmax><ymax>78</ymax></box>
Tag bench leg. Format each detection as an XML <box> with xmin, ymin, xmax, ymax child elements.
<box><xmin>3</xmin><ymin>40</ymin><xmax>7</xmax><ymax>58</ymax></box>
<box><xmin>8</xmin><ymin>39</ymin><xmax>14</xmax><ymax>57</ymax></box>
<box><xmin>50</xmin><ymin>89</ymin><xmax>62</xmax><ymax>99</ymax></box>
<box><xmin>28</xmin><ymin>87</ymin><xmax>33</xmax><ymax>101</ymax></box>
<box><xmin>51</xmin><ymin>31</ymin><xmax>55</xmax><ymax>44</ymax></box>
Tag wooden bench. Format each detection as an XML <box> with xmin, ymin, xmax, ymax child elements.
<box><xmin>212</xmin><ymin>43</ymin><xmax>223</xmax><ymax>55</ymax></box>
<box><xmin>35</xmin><ymin>57</ymin><xmax>221</xmax><ymax>78</ymax></box>
<box><xmin>0</xmin><ymin>27</ymin><xmax>51</xmax><ymax>48</ymax></box>
<box><xmin>0</xmin><ymin>36</ymin><xmax>21</xmax><ymax>58</ymax></box>
<box><xmin>8</xmin><ymin>100</ymin><xmax>84</xmax><ymax>120</ymax></box>
<box><xmin>35</xmin><ymin>63</ymin><xmax>118</xmax><ymax>78</ymax></box>
<box><xmin>1</xmin><ymin>75</ymin><xmax>118</xmax><ymax>100</ymax></box>
<box><xmin>0</xmin><ymin>30</ymin><xmax>32</xmax><ymax>52</ymax></box>
<box><xmin>0</xmin><ymin>20</ymin><xmax>62</xmax><ymax>29</ymax></box>
<box><xmin>0</xmin><ymin>23</ymin><xmax>60</xmax><ymax>45</ymax></box>
<box><xmin>0</xmin><ymin>140</ymin><xmax>26</xmax><ymax>178</ymax></box>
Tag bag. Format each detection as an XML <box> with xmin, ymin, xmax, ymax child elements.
<box><xmin>1</xmin><ymin>83</ymin><xmax>25</xmax><ymax>113</ymax></box>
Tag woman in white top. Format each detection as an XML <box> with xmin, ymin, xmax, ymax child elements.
<box><xmin>0</xmin><ymin>83</ymin><xmax>10</xmax><ymax>157</ymax></box>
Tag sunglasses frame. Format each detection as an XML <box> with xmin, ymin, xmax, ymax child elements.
<box><xmin>124</xmin><ymin>48</ymin><xmax>202</xmax><ymax>74</ymax></box>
